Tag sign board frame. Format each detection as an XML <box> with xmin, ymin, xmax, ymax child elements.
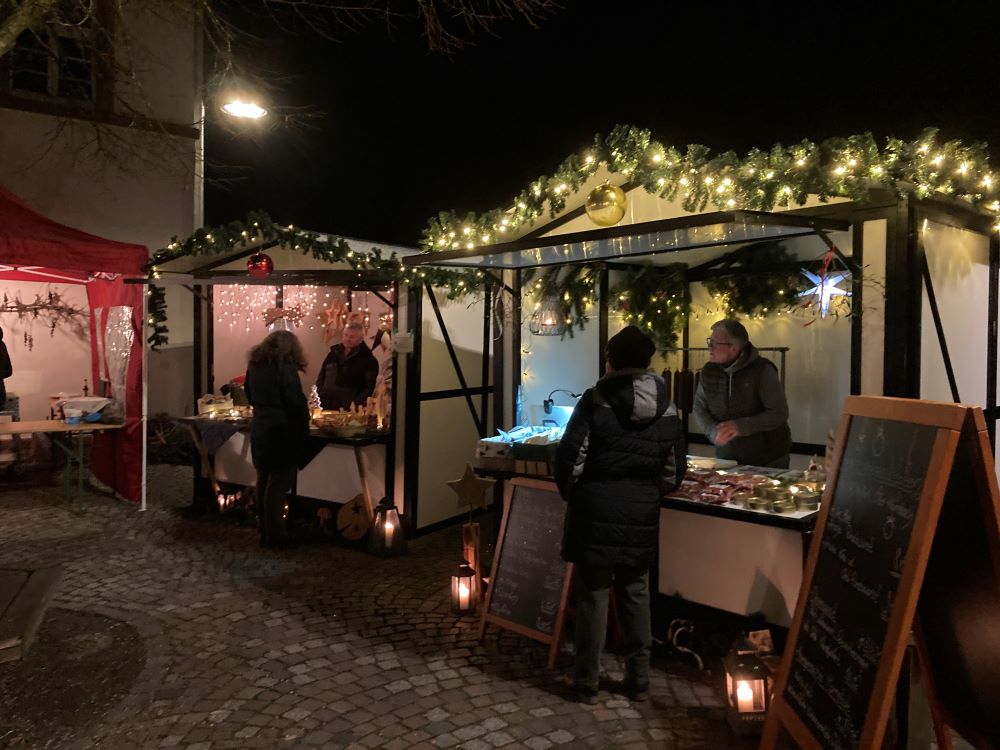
<box><xmin>761</xmin><ymin>396</ymin><xmax>1000</xmax><ymax>750</ymax></box>
<box><xmin>477</xmin><ymin>477</ymin><xmax>573</xmax><ymax>669</ymax></box>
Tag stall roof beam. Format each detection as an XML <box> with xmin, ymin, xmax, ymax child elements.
<box><xmin>402</xmin><ymin>210</ymin><xmax>850</xmax><ymax>270</ymax></box>
<box><xmin>128</xmin><ymin>270</ymin><xmax>398</xmax><ymax>287</ymax></box>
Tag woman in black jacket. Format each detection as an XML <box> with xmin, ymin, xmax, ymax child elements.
<box><xmin>555</xmin><ymin>325</ymin><xmax>686</xmax><ymax>705</ymax></box>
<box><xmin>0</xmin><ymin>327</ymin><xmax>11</xmax><ymax>410</ymax></box>
<box><xmin>244</xmin><ymin>331</ymin><xmax>310</xmax><ymax>547</ymax></box>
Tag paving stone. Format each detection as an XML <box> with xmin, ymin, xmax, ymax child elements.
<box><xmin>0</xmin><ymin>467</ymin><xmax>753</xmax><ymax>750</ymax></box>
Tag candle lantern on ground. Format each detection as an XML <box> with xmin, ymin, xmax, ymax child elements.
<box><xmin>723</xmin><ymin>641</ymin><xmax>772</xmax><ymax>728</ymax></box>
<box><xmin>369</xmin><ymin>497</ymin><xmax>406</xmax><ymax>557</ymax></box>
<box><xmin>451</xmin><ymin>560</ymin><xmax>477</xmax><ymax>614</ymax></box>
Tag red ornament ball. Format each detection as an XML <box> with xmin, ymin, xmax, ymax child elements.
<box><xmin>247</xmin><ymin>251</ymin><xmax>273</xmax><ymax>278</ymax></box>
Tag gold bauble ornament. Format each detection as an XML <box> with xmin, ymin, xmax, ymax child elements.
<box><xmin>585</xmin><ymin>182</ymin><xmax>627</xmax><ymax>226</ymax></box>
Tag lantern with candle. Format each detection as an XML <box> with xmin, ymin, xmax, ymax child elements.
<box><xmin>723</xmin><ymin>640</ymin><xmax>772</xmax><ymax>728</ymax></box>
<box><xmin>369</xmin><ymin>497</ymin><xmax>406</xmax><ymax>557</ymax></box>
<box><xmin>451</xmin><ymin>560</ymin><xmax>476</xmax><ymax>614</ymax></box>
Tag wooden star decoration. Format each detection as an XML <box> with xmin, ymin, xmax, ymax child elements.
<box><xmin>447</xmin><ymin>464</ymin><xmax>494</xmax><ymax>510</ymax></box>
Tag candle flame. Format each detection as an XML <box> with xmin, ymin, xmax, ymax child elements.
<box><xmin>736</xmin><ymin>681</ymin><xmax>752</xmax><ymax>701</ymax></box>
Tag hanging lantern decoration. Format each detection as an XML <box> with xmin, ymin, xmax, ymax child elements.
<box><xmin>585</xmin><ymin>181</ymin><xmax>628</xmax><ymax>227</ymax></box>
<box><xmin>723</xmin><ymin>641</ymin><xmax>772</xmax><ymax>728</ymax></box>
<box><xmin>451</xmin><ymin>560</ymin><xmax>477</xmax><ymax>614</ymax></box>
<box><xmin>528</xmin><ymin>296</ymin><xmax>566</xmax><ymax>336</ymax></box>
<box><xmin>369</xmin><ymin>497</ymin><xmax>407</xmax><ymax>557</ymax></box>
<box><xmin>247</xmin><ymin>251</ymin><xmax>274</xmax><ymax>278</ymax></box>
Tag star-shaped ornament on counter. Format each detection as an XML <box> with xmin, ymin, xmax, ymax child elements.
<box><xmin>447</xmin><ymin>464</ymin><xmax>495</xmax><ymax>510</ymax></box>
<box><xmin>798</xmin><ymin>269</ymin><xmax>851</xmax><ymax>318</ymax></box>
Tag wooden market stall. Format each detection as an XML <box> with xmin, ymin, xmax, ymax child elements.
<box><xmin>146</xmin><ymin>226</ymin><xmax>498</xmax><ymax>535</ymax></box>
<box><xmin>403</xmin><ymin>127</ymin><xmax>1000</xmax><ymax>630</ymax></box>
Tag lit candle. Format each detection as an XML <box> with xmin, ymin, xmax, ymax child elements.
<box><xmin>736</xmin><ymin>680</ymin><xmax>754</xmax><ymax>713</ymax></box>
<box><xmin>384</xmin><ymin>520</ymin><xmax>394</xmax><ymax>547</ymax></box>
<box><xmin>458</xmin><ymin>582</ymin><xmax>470</xmax><ymax>610</ymax></box>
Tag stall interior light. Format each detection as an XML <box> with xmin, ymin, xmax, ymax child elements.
<box><xmin>221</xmin><ymin>99</ymin><xmax>268</xmax><ymax>119</ymax></box>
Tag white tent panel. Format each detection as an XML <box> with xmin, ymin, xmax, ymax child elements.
<box><xmin>920</xmin><ymin>221</ymin><xmax>990</xmax><ymax>408</ymax></box>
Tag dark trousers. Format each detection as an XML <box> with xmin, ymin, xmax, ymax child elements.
<box><xmin>572</xmin><ymin>562</ymin><xmax>652</xmax><ymax>692</ymax></box>
<box><xmin>256</xmin><ymin>465</ymin><xmax>296</xmax><ymax>546</ymax></box>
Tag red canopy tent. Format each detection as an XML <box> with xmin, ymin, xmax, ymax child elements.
<box><xmin>0</xmin><ymin>185</ymin><xmax>148</xmax><ymax>506</ymax></box>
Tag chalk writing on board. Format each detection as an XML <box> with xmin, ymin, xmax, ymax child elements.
<box><xmin>488</xmin><ymin>484</ymin><xmax>567</xmax><ymax>636</ymax></box>
<box><xmin>784</xmin><ymin>416</ymin><xmax>936</xmax><ymax>750</ymax></box>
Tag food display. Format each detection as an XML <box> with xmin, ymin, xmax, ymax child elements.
<box><xmin>667</xmin><ymin>459</ymin><xmax>824</xmax><ymax>516</ymax></box>
<box><xmin>312</xmin><ymin>398</ymin><xmax>381</xmax><ymax>437</ymax></box>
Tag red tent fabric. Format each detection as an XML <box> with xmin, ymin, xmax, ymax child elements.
<box><xmin>0</xmin><ymin>185</ymin><xmax>148</xmax><ymax>504</ymax></box>
<box><xmin>0</xmin><ymin>186</ymin><xmax>147</xmax><ymax>274</ymax></box>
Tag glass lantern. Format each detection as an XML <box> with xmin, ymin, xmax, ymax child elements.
<box><xmin>369</xmin><ymin>497</ymin><xmax>406</xmax><ymax>557</ymax></box>
<box><xmin>723</xmin><ymin>644</ymin><xmax>771</xmax><ymax>725</ymax></box>
<box><xmin>451</xmin><ymin>560</ymin><xmax>476</xmax><ymax>614</ymax></box>
<box><xmin>528</xmin><ymin>296</ymin><xmax>566</xmax><ymax>336</ymax></box>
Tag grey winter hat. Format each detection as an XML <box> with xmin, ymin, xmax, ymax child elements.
<box><xmin>605</xmin><ymin>325</ymin><xmax>655</xmax><ymax>370</ymax></box>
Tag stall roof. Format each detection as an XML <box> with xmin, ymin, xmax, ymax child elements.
<box><xmin>402</xmin><ymin>210</ymin><xmax>850</xmax><ymax>270</ymax></box>
<box><xmin>154</xmin><ymin>234</ymin><xmax>420</xmax><ymax>276</ymax></box>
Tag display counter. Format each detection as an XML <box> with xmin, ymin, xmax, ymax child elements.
<box><xmin>475</xmin><ymin>463</ymin><xmax>818</xmax><ymax>628</ymax></box>
<box><xmin>182</xmin><ymin>416</ymin><xmax>389</xmax><ymax>507</ymax></box>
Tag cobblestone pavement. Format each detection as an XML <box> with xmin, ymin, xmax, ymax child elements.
<box><xmin>0</xmin><ymin>466</ymin><xmax>751</xmax><ymax>750</ymax></box>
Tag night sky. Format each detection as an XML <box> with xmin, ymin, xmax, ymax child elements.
<box><xmin>205</xmin><ymin>2</ymin><xmax>1000</xmax><ymax>247</ymax></box>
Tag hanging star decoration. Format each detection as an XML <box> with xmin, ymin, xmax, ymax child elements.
<box><xmin>447</xmin><ymin>464</ymin><xmax>495</xmax><ymax>510</ymax></box>
<box><xmin>798</xmin><ymin>269</ymin><xmax>851</xmax><ymax>318</ymax></box>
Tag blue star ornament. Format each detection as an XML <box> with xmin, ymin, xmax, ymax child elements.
<box><xmin>798</xmin><ymin>269</ymin><xmax>851</xmax><ymax>318</ymax></box>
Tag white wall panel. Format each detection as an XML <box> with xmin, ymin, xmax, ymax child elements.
<box><xmin>920</xmin><ymin>222</ymin><xmax>990</xmax><ymax>408</ymax></box>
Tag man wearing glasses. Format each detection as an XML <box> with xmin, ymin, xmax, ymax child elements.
<box><xmin>693</xmin><ymin>319</ymin><xmax>791</xmax><ymax>468</ymax></box>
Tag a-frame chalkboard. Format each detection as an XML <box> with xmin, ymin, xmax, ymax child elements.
<box><xmin>478</xmin><ymin>478</ymin><xmax>573</xmax><ymax>669</ymax></box>
<box><xmin>761</xmin><ymin>396</ymin><xmax>1000</xmax><ymax>750</ymax></box>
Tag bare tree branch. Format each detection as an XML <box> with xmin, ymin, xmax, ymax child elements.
<box><xmin>0</xmin><ymin>0</ymin><xmax>60</xmax><ymax>58</ymax></box>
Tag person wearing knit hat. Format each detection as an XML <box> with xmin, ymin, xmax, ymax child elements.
<box><xmin>554</xmin><ymin>325</ymin><xmax>685</xmax><ymax>705</ymax></box>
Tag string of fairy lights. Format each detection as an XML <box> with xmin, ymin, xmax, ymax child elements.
<box><xmin>146</xmin><ymin>126</ymin><xmax>989</xmax><ymax>351</ymax></box>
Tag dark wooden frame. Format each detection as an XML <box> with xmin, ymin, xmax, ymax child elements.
<box><xmin>761</xmin><ymin>395</ymin><xmax>1000</xmax><ymax>750</ymax></box>
<box><xmin>477</xmin><ymin>477</ymin><xmax>573</xmax><ymax>669</ymax></box>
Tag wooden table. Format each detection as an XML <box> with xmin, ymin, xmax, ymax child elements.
<box><xmin>0</xmin><ymin>420</ymin><xmax>123</xmax><ymax>500</ymax></box>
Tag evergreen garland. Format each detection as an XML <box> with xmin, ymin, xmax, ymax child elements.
<box><xmin>611</xmin><ymin>263</ymin><xmax>689</xmax><ymax>351</ymax></box>
<box><xmin>702</xmin><ymin>241</ymin><xmax>811</xmax><ymax>317</ymax></box>
<box><xmin>422</xmin><ymin>126</ymin><xmax>996</xmax><ymax>252</ymax></box>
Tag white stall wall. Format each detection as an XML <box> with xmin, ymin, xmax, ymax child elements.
<box><xmin>1</xmin><ymin>282</ymin><xmax>91</xmax><ymax>420</ymax></box>
<box><xmin>211</xmin><ymin>285</ymin><xmax>279</xmax><ymax>390</ymax></box>
<box><xmin>417</xmin><ymin>289</ymin><xmax>492</xmax><ymax>528</ymax></box>
<box><xmin>920</xmin><ymin>221</ymin><xmax>991</xmax><ymax>409</ymax></box>
<box><xmin>520</xmin><ymin>288</ymin><xmax>600</xmax><ymax>424</ymax></box>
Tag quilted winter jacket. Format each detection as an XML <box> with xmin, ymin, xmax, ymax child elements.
<box><xmin>554</xmin><ymin>370</ymin><xmax>686</xmax><ymax>568</ymax></box>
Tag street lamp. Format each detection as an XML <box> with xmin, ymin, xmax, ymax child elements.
<box><xmin>221</xmin><ymin>99</ymin><xmax>267</xmax><ymax>119</ymax></box>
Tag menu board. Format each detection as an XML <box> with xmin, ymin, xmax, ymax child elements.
<box><xmin>782</xmin><ymin>416</ymin><xmax>936</xmax><ymax>750</ymax></box>
<box><xmin>479</xmin><ymin>479</ymin><xmax>573</xmax><ymax>668</ymax></box>
<box><xmin>764</xmin><ymin>397</ymin><xmax>1000</xmax><ymax>750</ymax></box>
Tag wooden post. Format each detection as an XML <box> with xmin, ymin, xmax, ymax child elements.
<box><xmin>463</xmin><ymin>522</ymin><xmax>482</xmax><ymax>604</ymax></box>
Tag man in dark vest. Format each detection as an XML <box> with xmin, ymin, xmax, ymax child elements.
<box><xmin>693</xmin><ymin>318</ymin><xmax>791</xmax><ymax>467</ymax></box>
<box><xmin>316</xmin><ymin>322</ymin><xmax>379</xmax><ymax>411</ymax></box>
<box><xmin>555</xmin><ymin>325</ymin><xmax>686</xmax><ymax>705</ymax></box>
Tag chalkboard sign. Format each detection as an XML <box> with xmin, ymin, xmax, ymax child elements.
<box><xmin>762</xmin><ymin>396</ymin><xmax>1000</xmax><ymax>750</ymax></box>
<box><xmin>782</xmin><ymin>415</ymin><xmax>937</xmax><ymax>750</ymax></box>
<box><xmin>478</xmin><ymin>478</ymin><xmax>573</xmax><ymax>668</ymax></box>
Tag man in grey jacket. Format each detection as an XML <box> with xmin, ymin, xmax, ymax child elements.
<box><xmin>693</xmin><ymin>319</ymin><xmax>791</xmax><ymax>468</ymax></box>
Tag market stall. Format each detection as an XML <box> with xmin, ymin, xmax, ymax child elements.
<box><xmin>0</xmin><ymin>185</ymin><xmax>148</xmax><ymax>505</ymax></box>
<box><xmin>145</xmin><ymin>223</ymin><xmax>496</xmax><ymax>535</ymax></box>
<box><xmin>403</xmin><ymin>126</ymin><xmax>1000</xmax><ymax>628</ymax></box>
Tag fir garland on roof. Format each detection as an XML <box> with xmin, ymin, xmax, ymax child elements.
<box><xmin>422</xmin><ymin>126</ymin><xmax>997</xmax><ymax>252</ymax></box>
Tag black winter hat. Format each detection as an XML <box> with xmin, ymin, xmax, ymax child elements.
<box><xmin>605</xmin><ymin>325</ymin><xmax>655</xmax><ymax>370</ymax></box>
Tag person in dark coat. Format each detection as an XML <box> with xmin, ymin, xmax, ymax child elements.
<box><xmin>316</xmin><ymin>322</ymin><xmax>379</xmax><ymax>410</ymax></box>
<box><xmin>244</xmin><ymin>330</ymin><xmax>310</xmax><ymax>547</ymax></box>
<box><xmin>693</xmin><ymin>319</ymin><xmax>791</xmax><ymax>467</ymax></box>
<box><xmin>555</xmin><ymin>325</ymin><xmax>686</xmax><ymax>704</ymax></box>
<box><xmin>0</xmin><ymin>327</ymin><xmax>11</xmax><ymax>410</ymax></box>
